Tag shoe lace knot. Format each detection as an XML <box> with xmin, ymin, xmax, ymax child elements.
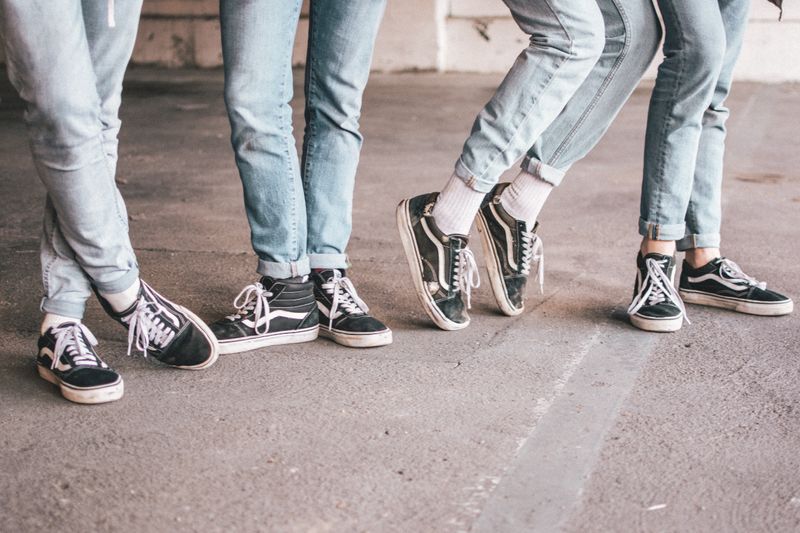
<box><xmin>453</xmin><ymin>246</ymin><xmax>481</xmax><ymax>308</ymax></box>
<box><xmin>323</xmin><ymin>271</ymin><xmax>368</xmax><ymax>330</ymax></box>
<box><xmin>51</xmin><ymin>323</ymin><xmax>101</xmax><ymax>370</ymax></box>
<box><xmin>627</xmin><ymin>257</ymin><xmax>690</xmax><ymax>324</ymax></box>
<box><xmin>720</xmin><ymin>258</ymin><xmax>766</xmax><ymax>290</ymax></box>
<box><xmin>229</xmin><ymin>282</ymin><xmax>273</xmax><ymax>334</ymax></box>
<box><xmin>123</xmin><ymin>284</ymin><xmax>180</xmax><ymax>356</ymax></box>
<box><xmin>520</xmin><ymin>226</ymin><xmax>545</xmax><ymax>293</ymax></box>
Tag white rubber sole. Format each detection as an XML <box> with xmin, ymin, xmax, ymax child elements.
<box><xmin>476</xmin><ymin>210</ymin><xmax>524</xmax><ymax>317</ymax></box>
<box><xmin>318</xmin><ymin>327</ymin><xmax>393</xmax><ymax>348</ymax></box>
<box><xmin>37</xmin><ymin>365</ymin><xmax>124</xmax><ymax>405</ymax></box>
<box><xmin>629</xmin><ymin>313</ymin><xmax>683</xmax><ymax>333</ymax></box>
<box><xmin>680</xmin><ymin>290</ymin><xmax>794</xmax><ymax>316</ymax></box>
<box><xmin>218</xmin><ymin>325</ymin><xmax>319</xmax><ymax>355</ymax></box>
<box><xmin>396</xmin><ymin>200</ymin><xmax>469</xmax><ymax>331</ymax></box>
<box><xmin>174</xmin><ymin>305</ymin><xmax>220</xmax><ymax>370</ymax></box>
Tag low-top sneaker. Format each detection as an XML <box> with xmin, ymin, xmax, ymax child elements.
<box><xmin>37</xmin><ymin>322</ymin><xmax>123</xmax><ymax>404</ymax></box>
<box><xmin>311</xmin><ymin>269</ymin><xmax>392</xmax><ymax>348</ymax></box>
<box><xmin>679</xmin><ymin>257</ymin><xmax>793</xmax><ymax>316</ymax></box>
<box><xmin>627</xmin><ymin>252</ymin><xmax>689</xmax><ymax>332</ymax></box>
<box><xmin>396</xmin><ymin>192</ymin><xmax>480</xmax><ymax>331</ymax></box>
<box><xmin>97</xmin><ymin>280</ymin><xmax>218</xmax><ymax>370</ymax></box>
<box><xmin>210</xmin><ymin>276</ymin><xmax>319</xmax><ymax>354</ymax></box>
<box><xmin>476</xmin><ymin>183</ymin><xmax>544</xmax><ymax>316</ymax></box>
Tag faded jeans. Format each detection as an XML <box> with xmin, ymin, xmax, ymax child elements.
<box><xmin>220</xmin><ymin>0</ymin><xmax>386</xmax><ymax>278</ymax></box>
<box><xmin>0</xmin><ymin>0</ymin><xmax>142</xmax><ymax>319</ymax></box>
<box><xmin>639</xmin><ymin>0</ymin><xmax>751</xmax><ymax>251</ymax></box>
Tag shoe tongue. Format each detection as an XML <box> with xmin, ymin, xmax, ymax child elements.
<box><xmin>259</xmin><ymin>275</ymin><xmax>306</xmax><ymax>289</ymax></box>
<box><xmin>448</xmin><ymin>234</ymin><xmax>469</xmax><ymax>247</ymax></box>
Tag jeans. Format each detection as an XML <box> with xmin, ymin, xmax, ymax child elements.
<box><xmin>525</xmin><ymin>0</ymin><xmax>662</xmax><ymax>186</ymax></box>
<box><xmin>455</xmin><ymin>0</ymin><xmax>607</xmax><ymax>193</ymax></box>
<box><xmin>639</xmin><ymin>0</ymin><xmax>751</xmax><ymax>251</ymax></box>
<box><xmin>0</xmin><ymin>0</ymin><xmax>142</xmax><ymax>319</ymax></box>
<box><xmin>220</xmin><ymin>0</ymin><xmax>386</xmax><ymax>279</ymax></box>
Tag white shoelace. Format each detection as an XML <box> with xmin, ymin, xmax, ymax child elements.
<box><xmin>50</xmin><ymin>323</ymin><xmax>101</xmax><ymax>370</ymax></box>
<box><xmin>228</xmin><ymin>282</ymin><xmax>273</xmax><ymax>334</ymax></box>
<box><xmin>719</xmin><ymin>258</ymin><xmax>767</xmax><ymax>289</ymax></box>
<box><xmin>123</xmin><ymin>284</ymin><xmax>180</xmax><ymax>356</ymax></box>
<box><xmin>520</xmin><ymin>229</ymin><xmax>545</xmax><ymax>293</ymax></box>
<box><xmin>454</xmin><ymin>247</ymin><xmax>481</xmax><ymax>308</ymax></box>
<box><xmin>627</xmin><ymin>257</ymin><xmax>690</xmax><ymax>324</ymax></box>
<box><xmin>323</xmin><ymin>271</ymin><xmax>368</xmax><ymax>331</ymax></box>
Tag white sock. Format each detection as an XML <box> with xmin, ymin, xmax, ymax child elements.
<box><xmin>499</xmin><ymin>170</ymin><xmax>554</xmax><ymax>227</ymax></box>
<box><xmin>100</xmin><ymin>278</ymin><xmax>141</xmax><ymax>313</ymax></box>
<box><xmin>431</xmin><ymin>173</ymin><xmax>485</xmax><ymax>236</ymax></box>
<box><xmin>40</xmin><ymin>314</ymin><xmax>80</xmax><ymax>335</ymax></box>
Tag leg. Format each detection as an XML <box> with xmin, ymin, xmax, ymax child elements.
<box><xmin>678</xmin><ymin>0</ymin><xmax>750</xmax><ymax>256</ymax></box>
<box><xmin>524</xmin><ymin>0</ymin><xmax>661</xmax><ymax>186</ymax></box>
<box><xmin>302</xmin><ymin>0</ymin><xmax>386</xmax><ymax>269</ymax></box>
<box><xmin>455</xmin><ymin>0</ymin><xmax>606</xmax><ymax>193</ymax></box>
<box><xmin>638</xmin><ymin>0</ymin><xmax>728</xmax><ymax>244</ymax></box>
<box><xmin>0</xmin><ymin>0</ymin><xmax>139</xmax><ymax>320</ymax></box>
<box><xmin>500</xmin><ymin>0</ymin><xmax>660</xmax><ymax>227</ymax></box>
<box><xmin>220</xmin><ymin>0</ymin><xmax>309</xmax><ymax>279</ymax></box>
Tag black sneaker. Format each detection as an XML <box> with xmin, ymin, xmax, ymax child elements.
<box><xmin>627</xmin><ymin>252</ymin><xmax>689</xmax><ymax>332</ymax></box>
<box><xmin>396</xmin><ymin>192</ymin><xmax>480</xmax><ymax>331</ymax></box>
<box><xmin>36</xmin><ymin>322</ymin><xmax>124</xmax><ymax>404</ymax></box>
<box><xmin>476</xmin><ymin>183</ymin><xmax>543</xmax><ymax>316</ymax></box>
<box><xmin>311</xmin><ymin>269</ymin><xmax>392</xmax><ymax>348</ymax></box>
<box><xmin>96</xmin><ymin>280</ymin><xmax>218</xmax><ymax>370</ymax></box>
<box><xmin>210</xmin><ymin>276</ymin><xmax>319</xmax><ymax>354</ymax></box>
<box><xmin>679</xmin><ymin>257</ymin><xmax>793</xmax><ymax>316</ymax></box>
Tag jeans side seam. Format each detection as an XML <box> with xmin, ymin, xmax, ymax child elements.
<box><xmin>549</xmin><ymin>0</ymin><xmax>630</xmax><ymax>167</ymax></box>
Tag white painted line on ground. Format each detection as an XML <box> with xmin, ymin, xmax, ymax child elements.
<box><xmin>472</xmin><ymin>319</ymin><xmax>657</xmax><ymax>533</ymax></box>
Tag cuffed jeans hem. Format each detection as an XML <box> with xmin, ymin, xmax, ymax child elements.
<box><xmin>257</xmin><ymin>256</ymin><xmax>311</xmax><ymax>279</ymax></box>
<box><xmin>93</xmin><ymin>267</ymin><xmax>140</xmax><ymax>295</ymax></box>
<box><xmin>521</xmin><ymin>156</ymin><xmax>567</xmax><ymax>187</ymax></box>
<box><xmin>308</xmin><ymin>253</ymin><xmax>350</xmax><ymax>270</ymax></box>
<box><xmin>676</xmin><ymin>233</ymin><xmax>721</xmax><ymax>252</ymax></box>
<box><xmin>40</xmin><ymin>298</ymin><xmax>87</xmax><ymax>320</ymax></box>
<box><xmin>638</xmin><ymin>218</ymin><xmax>686</xmax><ymax>241</ymax></box>
<box><xmin>454</xmin><ymin>158</ymin><xmax>495</xmax><ymax>194</ymax></box>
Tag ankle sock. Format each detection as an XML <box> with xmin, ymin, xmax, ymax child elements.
<box><xmin>499</xmin><ymin>170</ymin><xmax>554</xmax><ymax>227</ymax></box>
<box><xmin>40</xmin><ymin>314</ymin><xmax>80</xmax><ymax>335</ymax></box>
<box><xmin>431</xmin><ymin>173</ymin><xmax>485</xmax><ymax>236</ymax></box>
<box><xmin>100</xmin><ymin>278</ymin><xmax>141</xmax><ymax>313</ymax></box>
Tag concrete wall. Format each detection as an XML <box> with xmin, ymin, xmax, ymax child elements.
<box><xmin>1</xmin><ymin>0</ymin><xmax>797</xmax><ymax>81</ymax></box>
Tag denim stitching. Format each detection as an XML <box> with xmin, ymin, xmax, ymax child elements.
<box><xmin>549</xmin><ymin>0</ymin><xmax>630</xmax><ymax>167</ymax></box>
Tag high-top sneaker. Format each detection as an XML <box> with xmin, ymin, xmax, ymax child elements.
<box><xmin>311</xmin><ymin>269</ymin><xmax>392</xmax><ymax>348</ymax></box>
<box><xmin>627</xmin><ymin>252</ymin><xmax>689</xmax><ymax>332</ymax></box>
<box><xmin>96</xmin><ymin>280</ymin><xmax>218</xmax><ymax>370</ymax></box>
<box><xmin>476</xmin><ymin>183</ymin><xmax>544</xmax><ymax>316</ymax></box>
<box><xmin>36</xmin><ymin>322</ymin><xmax>123</xmax><ymax>404</ymax></box>
<box><xmin>396</xmin><ymin>192</ymin><xmax>480</xmax><ymax>331</ymax></box>
<box><xmin>679</xmin><ymin>257</ymin><xmax>793</xmax><ymax>316</ymax></box>
<box><xmin>210</xmin><ymin>276</ymin><xmax>319</xmax><ymax>354</ymax></box>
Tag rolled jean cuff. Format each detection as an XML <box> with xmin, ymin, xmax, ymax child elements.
<box><xmin>638</xmin><ymin>218</ymin><xmax>686</xmax><ymax>241</ymax></box>
<box><xmin>676</xmin><ymin>233</ymin><xmax>721</xmax><ymax>252</ymax></box>
<box><xmin>521</xmin><ymin>156</ymin><xmax>567</xmax><ymax>187</ymax></box>
<box><xmin>308</xmin><ymin>253</ymin><xmax>349</xmax><ymax>271</ymax></box>
<box><xmin>454</xmin><ymin>158</ymin><xmax>495</xmax><ymax>194</ymax></box>
<box><xmin>40</xmin><ymin>297</ymin><xmax>87</xmax><ymax>320</ymax></box>
<box><xmin>92</xmin><ymin>267</ymin><xmax>140</xmax><ymax>295</ymax></box>
<box><xmin>257</xmin><ymin>256</ymin><xmax>311</xmax><ymax>279</ymax></box>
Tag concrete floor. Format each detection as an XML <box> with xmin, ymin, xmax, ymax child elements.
<box><xmin>1</xmin><ymin>69</ymin><xmax>798</xmax><ymax>533</ymax></box>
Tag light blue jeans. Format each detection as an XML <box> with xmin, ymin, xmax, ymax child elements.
<box><xmin>525</xmin><ymin>0</ymin><xmax>661</xmax><ymax>186</ymax></box>
<box><xmin>0</xmin><ymin>0</ymin><xmax>142</xmax><ymax>319</ymax></box>
<box><xmin>455</xmin><ymin>0</ymin><xmax>607</xmax><ymax>193</ymax></box>
<box><xmin>639</xmin><ymin>0</ymin><xmax>751</xmax><ymax>251</ymax></box>
<box><xmin>220</xmin><ymin>0</ymin><xmax>386</xmax><ymax>279</ymax></box>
